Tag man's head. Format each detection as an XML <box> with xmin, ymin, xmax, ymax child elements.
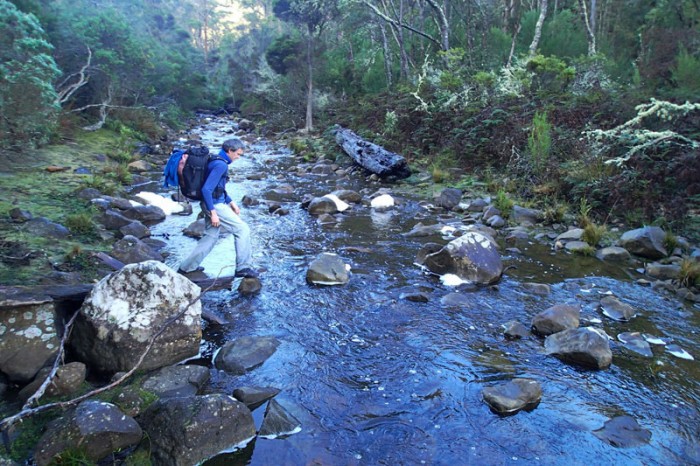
<box><xmin>222</xmin><ymin>138</ymin><xmax>245</xmax><ymax>158</ymax></box>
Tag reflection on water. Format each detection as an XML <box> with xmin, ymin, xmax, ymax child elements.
<box><xmin>152</xmin><ymin>121</ymin><xmax>699</xmax><ymax>465</ymax></box>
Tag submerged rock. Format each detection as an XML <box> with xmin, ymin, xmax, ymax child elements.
<box><xmin>617</xmin><ymin>332</ymin><xmax>653</xmax><ymax>358</ymax></box>
<box><xmin>599</xmin><ymin>296</ymin><xmax>637</xmax><ymax>321</ymax></box>
<box><xmin>482</xmin><ymin>378</ymin><xmax>542</xmax><ymax>414</ymax></box>
<box><xmin>593</xmin><ymin>415</ymin><xmax>652</xmax><ymax>448</ymax></box>
<box><xmin>258</xmin><ymin>399</ymin><xmax>302</xmax><ymax>438</ymax></box>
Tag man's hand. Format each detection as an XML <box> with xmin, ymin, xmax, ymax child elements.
<box><xmin>210</xmin><ymin>210</ymin><xmax>220</xmax><ymax>227</ymax></box>
<box><xmin>230</xmin><ymin>202</ymin><xmax>240</xmax><ymax>215</ymax></box>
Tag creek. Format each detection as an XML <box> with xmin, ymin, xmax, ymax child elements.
<box><xmin>151</xmin><ymin>118</ymin><xmax>699</xmax><ymax>465</ymax></box>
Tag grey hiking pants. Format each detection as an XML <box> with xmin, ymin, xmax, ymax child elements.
<box><xmin>179</xmin><ymin>201</ymin><xmax>252</xmax><ymax>274</ymax></box>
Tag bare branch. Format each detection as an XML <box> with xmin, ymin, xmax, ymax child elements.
<box><xmin>362</xmin><ymin>0</ymin><xmax>442</xmax><ymax>48</ymax></box>
<box><xmin>56</xmin><ymin>47</ymin><xmax>92</xmax><ymax>105</ymax></box>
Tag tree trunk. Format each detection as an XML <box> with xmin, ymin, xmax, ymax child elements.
<box><xmin>507</xmin><ymin>22</ymin><xmax>521</xmax><ymax>67</ymax></box>
<box><xmin>379</xmin><ymin>22</ymin><xmax>393</xmax><ymax>89</ymax></box>
<box><xmin>528</xmin><ymin>0</ymin><xmax>548</xmax><ymax>57</ymax></box>
<box><xmin>305</xmin><ymin>28</ymin><xmax>314</xmax><ymax>132</ymax></box>
<box><xmin>424</xmin><ymin>0</ymin><xmax>450</xmax><ymax>51</ymax></box>
<box><xmin>577</xmin><ymin>0</ymin><xmax>597</xmax><ymax>56</ymax></box>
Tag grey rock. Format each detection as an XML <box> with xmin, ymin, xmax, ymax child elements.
<box><xmin>238</xmin><ymin>277</ymin><xmax>262</xmax><ymax>295</ymax></box>
<box><xmin>544</xmin><ymin>327</ymin><xmax>613</xmax><ymax>369</ymax></box>
<box><xmin>140</xmin><ymin>394</ymin><xmax>255</xmax><ymax>466</ymax></box>
<box><xmin>522</xmin><ymin>282</ymin><xmax>551</xmax><ymax>296</ymax></box>
<box><xmin>0</xmin><ymin>301</ymin><xmax>59</xmax><ymax>383</ymax></box>
<box><xmin>596</xmin><ymin>246</ymin><xmax>632</xmax><ymax>262</ymax></box>
<box><xmin>141</xmin><ymin>365</ymin><xmax>211</xmax><ymax>398</ymax></box>
<box><xmin>23</xmin><ymin>217</ymin><xmax>69</xmax><ymax>238</ymax></box>
<box><xmin>645</xmin><ymin>262</ymin><xmax>681</xmax><ymax>280</ymax></box>
<box><xmin>233</xmin><ymin>386</ymin><xmax>281</xmax><ymax>410</ymax></box>
<box><xmin>111</xmin><ymin>235</ymin><xmax>163</xmax><ymax>265</ymax></box>
<box><xmin>532</xmin><ymin>304</ymin><xmax>580</xmax><ymax>336</ymax></box>
<box><xmin>619</xmin><ymin>226</ymin><xmax>668</xmax><ymax>259</ymax></box>
<box><xmin>423</xmin><ymin>231</ymin><xmax>503</xmax><ymax>285</ymax></box>
<box><xmin>34</xmin><ymin>400</ymin><xmax>142</xmax><ymax>466</ymax></box>
<box><xmin>434</xmin><ymin>188</ymin><xmax>462</xmax><ymax>211</ymax></box>
<box><xmin>307</xmin><ymin>196</ymin><xmax>339</xmax><ymax>216</ymax></box>
<box><xmin>119</xmin><ymin>220</ymin><xmax>150</xmax><ymax>239</ymax></box>
<box><xmin>122</xmin><ymin>204</ymin><xmax>166</xmax><ymax>225</ymax></box>
<box><xmin>483</xmin><ymin>378</ymin><xmax>542</xmax><ymax>414</ymax></box>
<box><xmin>18</xmin><ymin>362</ymin><xmax>86</xmax><ymax>402</ymax></box>
<box><xmin>503</xmin><ymin>321</ymin><xmax>530</xmax><ymax>339</ymax></box>
<box><xmin>100</xmin><ymin>209</ymin><xmax>134</xmax><ymax>230</ymax></box>
<box><xmin>306</xmin><ymin>252</ymin><xmax>350</xmax><ymax>285</ymax></box>
<box><xmin>215</xmin><ymin>336</ymin><xmax>280</xmax><ymax>375</ymax></box>
<box><xmin>512</xmin><ymin>205</ymin><xmax>544</xmax><ymax>226</ymax></box>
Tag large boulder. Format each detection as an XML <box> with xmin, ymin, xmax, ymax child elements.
<box><xmin>619</xmin><ymin>226</ymin><xmax>667</xmax><ymax>259</ymax></box>
<box><xmin>69</xmin><ymin>261</ymin><xmax>202</xmax><ymax>374</ymax></box>
<box><xmin>139</xmin><ymin>394</ymin><xmax>256</xmax><ymax>466</ymax></box>
<box><xmin>544</xmin><ymin>327</ymin><xmax>613</xmax><ymax>369</ymax></box>
<box><xmin>33</xmin><ymin>400</ymin><xmax>142</xmax><ymax>466</ymax></box>
<box><xmin>422</xmin><ymin>232</ymin><xmax>503</xmax><ymax>285</ymax></box>
<box><xmin>0</xmin><ymin>300</ymin><xmax>60</xmax><ymax>383</ymax></box>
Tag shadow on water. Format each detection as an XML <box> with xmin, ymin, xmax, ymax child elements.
<box><xmin>151</xmin><ymin>119</ymin><xmax>700</xmax><ymax>465</ymax></box>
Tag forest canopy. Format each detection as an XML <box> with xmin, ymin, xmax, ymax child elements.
<box><xmin>2</xmin><ymin>0</ymin><xmax>699</xmax><ymax>233</ymax></box>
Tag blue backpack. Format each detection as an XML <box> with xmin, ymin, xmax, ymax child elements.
<box><xmin>163</xmin><ymin>146</ymin><xmax>225</xmax><ymax>200</ymax></box>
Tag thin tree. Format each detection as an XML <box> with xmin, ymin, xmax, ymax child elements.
<box><xmin>528</xmin><ymin>0</ymin><xmax>548</xmax><ymax>57</ymax></box>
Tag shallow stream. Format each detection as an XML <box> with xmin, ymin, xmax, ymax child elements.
<box><xmin>151</xmin><ymin>119</ymin><xmax>699</xmax><ymax>465</ymax></box>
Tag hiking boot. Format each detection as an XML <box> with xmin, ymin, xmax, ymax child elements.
<box><xmin>234</xmin><ymin>267</ymin><xmax>259</xmax><ymax>279</ymax></box>
<box><xmin>177</xmin><ymin>266</ymin><xmax>204</xmax><ymax>275</ymax></box>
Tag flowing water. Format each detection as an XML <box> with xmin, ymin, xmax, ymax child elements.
<box><xmin>152</xmin><ymin>118</ymin><xmax>699</xmax><ymax>465</ymax></box>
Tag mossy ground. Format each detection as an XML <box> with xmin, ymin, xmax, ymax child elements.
<box><xmin>0</xmin><ymin>129</ymin><xmax>132</xmax><ymax>286</ymax></box>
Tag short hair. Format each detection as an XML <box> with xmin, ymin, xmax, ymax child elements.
<box><xmin>222</xmin><ymin>138</ymin><xmax>245</xmax><ymax>152</ymax></box>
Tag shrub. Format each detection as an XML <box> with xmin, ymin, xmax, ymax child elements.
<box><xmin>679</xmin><ymin>259</ymin><xmax>700</xmax><ymax>288</ymax></box>
<box><xmin>527</xmin><ymin>111</ymin><xmax>552</xmax><ymax>175</ymax></box>
<box><xmin>65</xmin><ymin>212</ymin><xmax>97</xmax><ymax>238</ymax></box>
<box><xmin>494</xmin><ymin>190</ymin><xmax>514</xmax><ymax>217</ymax></box>
<box><xmin>582</xmin><ymin>223</ymin><xmax>607</xmax><ymax>247</ymax></box>
<box><xmin>670</xmin><ymin>46</ymin><xmax>700</xmax><ymax>101</ymax></box>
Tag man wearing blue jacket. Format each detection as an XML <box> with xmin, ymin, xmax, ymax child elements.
<box><xmin>178</xmin><ymin>138</ymin><xmax>258</xmax><ymax>278</ymax></box>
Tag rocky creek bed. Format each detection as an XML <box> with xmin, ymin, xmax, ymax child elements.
<box><xmin>1</xmin><ymin>114</ymin><xmax>699</xmax><ymax>465</ymax></box>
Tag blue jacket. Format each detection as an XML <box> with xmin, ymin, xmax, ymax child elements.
<box><xmin>163</xmin><ymin>150</ymin><xmax>185</xmax><ymax>188</ymax></box>
<box><xmin>201</xmin><ymin>148</ymin><xmax>233</xmax><ymax>212</ymax></box>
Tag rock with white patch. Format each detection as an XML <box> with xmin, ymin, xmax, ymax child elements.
<box><xmin>617</xmin><ymin>332</ymin><xmax>653</xmax><ymax>357</ymax></box>
<box><xmin>0</xmin><ymin>300</ymin><xmax>60</xmax><ymax>383</ymax></box>
<box><xmin>422</xmin><ymin>232</ymin><xmax>503</xmax><ymax>285</ymax></box>
<box><xmin>69</xmin><ymin>261</ymin><xmax>202</xmax><ymax>374</ymax></box>
<box><xmin>306</xmin><ymin>253</ymin><xmax>351</xmax><ymax>285</ymax></box>
<box><xmin>599</xmin><ymin>296</ymin><xmax>637</xmax><ymax>322</ymax></box>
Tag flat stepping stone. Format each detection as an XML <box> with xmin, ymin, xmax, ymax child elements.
<box><xmin>482</xmin><ymin>378</ymin><xmax>542</xmax><ymax>415</ymax></box>
<box><xmin>593</xmin><ymin>415</ymin><xmax>651</xmax><ymax>448</ymax></box>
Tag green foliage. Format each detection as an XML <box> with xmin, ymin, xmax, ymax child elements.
<box><xmin>578</xmin><ymin>197</ymin><xmax>593</xmax><ymax>227</ymax></box>
<box><xmin>494</xmin><ymin>190</ymin><xmax>514</xmax><ymax>217</ymax></box>
<box><xmin>582</xmin><ymin>223</ymin><xmax>607</xmax><ymax>247</ymax></box>
<box><xmin>527</xmin><ymin>111</ymin><xmax>552</xmax><ymax>175</ymax></box>
<box><xmin>539</xmin><ymin>10</ymin><xmax>587</xmax><ymax>59</ymax></box>
<box><xmin>679</xmin><ymin>259</ymin><xmax>700</xmax><ymax>288</ymax></box>
<box><xmin>526</xmin><ymin>55</ymin><xmax>575</xmax><ymax>93</ymax></box>
<box><xmin>0</xmin><ymin>0</ymin><xmax>61</xmax><ymax>147</ymax></box>
<box><xmin>266</xmin><ymin>34</ymin><xmax>301</xmax><ymax>75</ymax></box>
<box><xmin>543</xmin><ymin>201</ymin><xmax>568</xmax><ymax>224</ymax></box>
<box><xmin>671</xmin><ymin>46</ymin><xmax>700</xmax><ymax>101</ymax></box>
<box><xmin>65</xmin><ymin>212</ymin><xmax>97</xmax><ymax>238</ymax></box>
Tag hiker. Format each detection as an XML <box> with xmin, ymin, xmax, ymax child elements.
<box><xmin>178</xmin><ymin>138</ymin><xmax>258</xmax><ymax>279</ymax></box>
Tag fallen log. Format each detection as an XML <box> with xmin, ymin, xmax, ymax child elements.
<box><xmin>334</xmin><ymin>125</ymin><xmax>411</xmax><ymax>179</ymax></box>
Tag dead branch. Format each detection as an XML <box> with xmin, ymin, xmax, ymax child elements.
<box><xmin>362</xmin><ymin>0</ymin><xmax>442</xmax><ymax>48</ymax></box>
<box><xmin>57</xmin><ymin>47</ymin><xmax>92</xmax><ymax>105</ymax></box>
